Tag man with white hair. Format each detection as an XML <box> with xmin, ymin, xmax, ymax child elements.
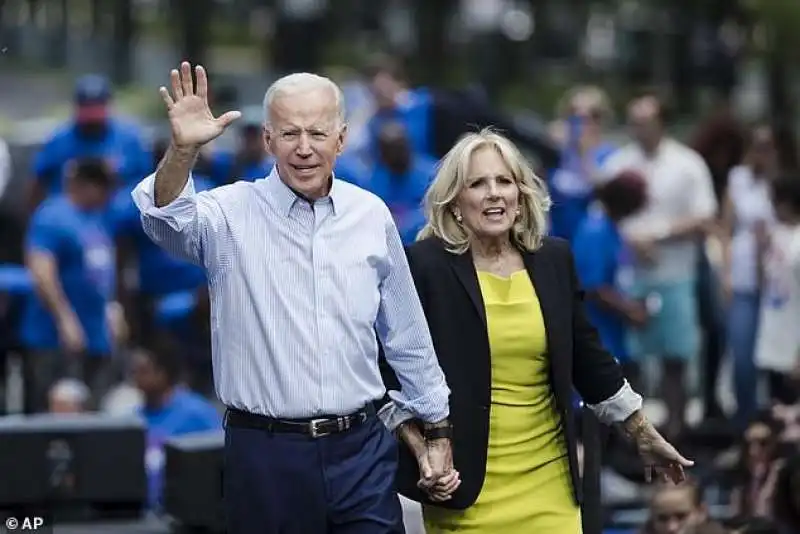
<box><xmin>48</xmin><ymin>378</ymin><xmax>90</xmax><ymax>414</ymax></box>
<box><xmin>131</xmin><ymin>63</ymin><xmax>452</xmax><ymax>533</ymax></box>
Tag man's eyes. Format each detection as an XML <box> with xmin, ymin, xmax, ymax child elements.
<box><xmin>279</xmin><ymin>131</ymin><xmax>328</xmax><ymax>140</ymax></box>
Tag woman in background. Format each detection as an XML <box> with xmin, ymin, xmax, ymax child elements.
<box><xmin>720</xmin><ymin>123</ymin><xmax>780</xmax><ymax>425</ymax></box>
<box><xmin>640</xmin><ymin>479</ymin><xmax>724</xmax><ymax>534</ymax></box>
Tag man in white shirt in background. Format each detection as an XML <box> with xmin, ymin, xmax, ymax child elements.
<box><xmin>601</xmin><ymin>93</ymin><xmax>717</xmax><ymax>439</ymax></box>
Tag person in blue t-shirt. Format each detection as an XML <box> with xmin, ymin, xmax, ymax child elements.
<box><xmin>357</xmin><ymin>121</ymin><xmax>436</xmax><ymax>244</ymax></box>
<box><xmin>111</xmin><ymin>139</ymin><xmax>209</xmax><ymax>344</ymax></box>
<box><xmin>132</xmin><ymin>336</ymin><xmax>221</xmax><ymax>511</ymax></box>
<box><xmin>199</xmin><ymin>106</ymin><xmax>274</xmax><ymax>186</ymax></box>
<box><xmin>548</xmin><ymin>86</ymin><xmax>616</xmax><ymax>242</ymax></box>
<box><xmin>29</xmin><ymin>75</ymin><xmax>151</xmax><ymax>209</ymax></box>
<box><xmin>21</xmin><ymin>158</ymin><xmax>118</xmax><ymax>413</ymax></box>
<box><xmin>572</xmin><ymin>170</ymin><xmax>649</xmax><ymax>387</ymax></box>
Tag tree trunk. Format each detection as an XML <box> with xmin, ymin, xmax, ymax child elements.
<box><xmin>172</xmin><ymin>0</ymin><xmax>213</xmax><ymax>66</ymax></box>
<box><xmin>111</xmin><ymin>0</ymin><xmax>135</xmax><ymax>84</ymax></box>
<box><xmin>411</xmin><ymin>0</ymin><xmax>453</xmax><ymax>86</ymax></box>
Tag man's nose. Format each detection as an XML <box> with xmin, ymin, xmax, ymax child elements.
<box><xmin>296</xmin><ymin>133</ymin><xmax>312</xmax><ymax>156</ymax></box>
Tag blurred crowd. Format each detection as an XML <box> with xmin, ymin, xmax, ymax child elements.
<box><xmin>1</xmin><ymin>51</ymin><xmax>800</xmax><ymax>533</ymax></box>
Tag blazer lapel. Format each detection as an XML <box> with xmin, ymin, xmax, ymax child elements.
<box><xmin>448</xmin><ymin>250</ymin><xmax>487</xmax><ymax>326</ymax></box>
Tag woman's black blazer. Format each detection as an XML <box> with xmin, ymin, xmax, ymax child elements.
<box><xmin>380</xmin><ymin>236</ymin><xmax>626</xmax><ymax>510</ymax></box>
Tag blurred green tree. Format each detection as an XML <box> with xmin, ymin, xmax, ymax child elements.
<box><xmin>743</xmin><ymin>0</ymin><xmax>800</xmax><ymax>117</ymax></box>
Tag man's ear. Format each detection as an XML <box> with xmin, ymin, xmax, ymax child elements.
<box><xmin>337</xmin><ymin>124</ymin><xmax>348</xmax><ymax>155</ymax></box>
<box><xmin>262</xmin><ymin>126</ymin><xmax>274</xmax><ymax>156</ymax></box>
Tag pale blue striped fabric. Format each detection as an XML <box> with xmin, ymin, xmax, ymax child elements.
<box><xmin>132</xmin><ymin>167</ymin><xmax>450</xmax><ymax>421</ymax></box>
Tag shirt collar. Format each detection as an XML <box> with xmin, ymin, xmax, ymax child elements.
<box><xmin>264</xmin><ymin>165</ymin><xmax>340</xmax><ymax>216</ymax></box>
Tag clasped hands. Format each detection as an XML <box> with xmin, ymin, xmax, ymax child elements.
<box><xmin>397</xmin><ymin>421</ymin><xmax>461</xmax><ymax>501</ymax></box>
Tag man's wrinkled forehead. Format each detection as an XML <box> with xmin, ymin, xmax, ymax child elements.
<box><xmin>269</xmin><ymin>87</ymin><xmax>339</xmax><ymax>129</ymax></box>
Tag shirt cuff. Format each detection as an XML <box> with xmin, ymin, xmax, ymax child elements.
<box><xmin>388</xmin><ymin>380</ymin><xmax>450</xmax><ymax>425</ymax></box>
<box><xmin>377</xmin><ymin>401</ymin><xmax>416</xmax><ymax>432</ymax></box>
<box><xmin>131</xmin><ymin>173</ymin><xmax>197</xmax><ymax>232</ymax></box>
<box><xmin>585</xmin><ymin>379</ymin><xmax>643</xmax><ymax>425</ymax></box>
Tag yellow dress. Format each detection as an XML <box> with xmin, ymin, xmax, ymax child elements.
<box><xmin>424</xmin><ymin>270</ymin><xmax>582</xmax><ymax>533</ymax></box>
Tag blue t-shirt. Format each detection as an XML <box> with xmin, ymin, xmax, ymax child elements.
<box><xmin>204</xmin><ymin>152</ymin><xmax>274</xmax><ymax>186</ymax></box>
<box><xmin>140</xmin><ymin>388</ymin><xmax>221</xmax><ymax>510</ymax></box>
<box><xmin>367</xmin><ymin>88</ymin><xmax>434</xmax><ymax>159</ymax></box>
<box><xmin>572</xmin><ymin>210</ymin><xmax>634</xmax><ymax>363</ymax></box>
<box><xmin>32</xmin><ymin>119</ymin><xmax>151</xmax><ymax>196</ymax></box>
<box><xmin>548</xmin><ymin>143</ymin><xmax>616</xmax><ymax>242</ymax></box>
<box><xmin>110</xmin><ymin>177</ymin><xmax>211</xmax><ymax>297</ymax></box>
<box><xmin>334</xmin><ymin>153</ymin><xmax>371</xmax><ymax>186</ymax></box>
<box><xmin>357</xmin><ymin>155</ymin><xmax>436</xmax><ymax>245</ymax></box>
<box><xmin>20</xmin><ymin>196</ymin><xmax>115</xmax><ymax>354</ymax></box>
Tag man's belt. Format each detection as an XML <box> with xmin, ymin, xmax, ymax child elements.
<box><xmin>225</xmin><ymin>404</ymin><xmax>375</xmax><ymax>439</ymax></box>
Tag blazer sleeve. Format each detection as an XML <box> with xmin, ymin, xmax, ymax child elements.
<box><xmin>561</xmin><ymin>240</ymin><xmax>642</xmax><ymax>421</ymax></box>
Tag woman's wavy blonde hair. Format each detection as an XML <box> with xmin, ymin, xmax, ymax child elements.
<box><xmin>417</xmin><ymin>128</ymin><xmax>551</xmax><ymax>254</ymax></box>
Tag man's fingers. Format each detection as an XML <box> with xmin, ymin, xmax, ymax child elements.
<box><xmin>430</xmin><ymin>471</ymin><xmax>459</xmax><ymax>490</ymax></box>
<box><xmin>195</xmin><ymin>65</ymin><xmax>208</xmax><ymax>99</ymax></box>
<box><xmin>159</xmin><ymin>87</ymin><xmax>174</xmax><ymax>109</ymax></box>
<box><xmin>180</xmin><ymin>61</ymin><xmax>194</xmax><ymax>96</ymax></box>
<box><xmin>170</xmin><ymin>69</ymin><xmax>183</xmax><ymax>99</ymax></box>
<box><xmin>437</xmin><ymin>475</ymin><xmax>460</xmax><ymax>494</ymax></box>
<box><xmin>216</xmin><ymin>110</ymin><xmax>242</xmax><ymax>129</ymax></box>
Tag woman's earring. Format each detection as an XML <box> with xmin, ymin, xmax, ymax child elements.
<box><xmin>454</xmin><ymin>211</ymin><xmax>463</xmax><ymax>223</ymax></box>
<box><xmin>515</xmin><ymin>209</ymin><xmax>521</xmax><ymax>219</ymax></box>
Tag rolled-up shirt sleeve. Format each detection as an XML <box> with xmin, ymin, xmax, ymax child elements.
<box><xmin>585</xmin><ymin>380</ymin><xmax>643</xmax><ymax>425</ymax></box>
<box><xmin>375</xmin><ymin>209</ymin><xmax>450</xmax><ymax>427</ymax></box>
<box><xmin>131</xmin><ymin>173</ymin><xmax>228</xmax><ymax>271</ymax></box>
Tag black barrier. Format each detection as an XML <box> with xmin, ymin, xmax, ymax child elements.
<box><xmin>0</xmin><ymin>413</ymin><xmax>146</xmax><ymax>521</ymax></box>
<box><xmin>581</xmin><ymin>409</ymin><xmax>604</xmax><ymax>534</ymax></box>
<box><xmin>163</xmin><ymin>431</ymin><xmax>225</xmax><ymax>533</ymax></box>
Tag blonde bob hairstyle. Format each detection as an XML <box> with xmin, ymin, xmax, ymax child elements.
<box><xmin>417</xmin><ymin>128</ymin><xmax>552</xmax><ymax>254</ymax></box>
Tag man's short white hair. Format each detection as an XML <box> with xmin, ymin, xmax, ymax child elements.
<box><xmin>49</xmin><ymin>378</ymin><xmax>90</xmax><ymax>406</ymax></box>
<box><xmin>262</xmin><ymin>72</ymin><xmax>346</xmax><ymax>129</ymax></box>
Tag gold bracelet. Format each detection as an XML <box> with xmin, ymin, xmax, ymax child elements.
<box><xmin>624</xmin><ymin>414</ymin><xmax>649</xmax><ymax>441</ymax></box>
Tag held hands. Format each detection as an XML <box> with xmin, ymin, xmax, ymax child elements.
<box><xmin>624</xmin><ymin>412</ymin><xmax>694</xmax><ymax>483</ymax></box>
<box><xmin>397</xmin><ymin>422</ymin><xmax>461</xmax><ymax>501</ymax></box>
<box><xmin>159</xmin><ymin>62</ymin><xmax>241</xmax><ymax>150</ymax></box>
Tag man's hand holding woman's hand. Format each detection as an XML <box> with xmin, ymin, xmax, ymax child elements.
<box><xmin>397</xmin><ymin>421</ymin><xmax>461</xmax><ymax>501</ymax></box>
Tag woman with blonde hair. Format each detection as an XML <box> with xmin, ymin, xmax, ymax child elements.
<box><xmin>379</xmin><ymin>128</ymin><xmax>691</xmax><ymax>532</ymax></box>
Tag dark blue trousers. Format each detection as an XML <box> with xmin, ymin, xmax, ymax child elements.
<box><xmin>223</xmin><ymin>415</ymin><xmax>405</xmax><ymax>534</ymax></box>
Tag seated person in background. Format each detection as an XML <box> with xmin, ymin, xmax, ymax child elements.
<box><xmin>354</xmin><ymin>121</ymin><xmax>436</xmax><ymax>244</ymax></box>
<box><xmin>641</xmin><ymin>479</ymin><xmax>722</xmax><ymax>534</ymax></box>
<box><xmin>132</xmin><ymin>335</ymin><xmax>221</xmax><ymax>510</ymax></box>
<box><xmin>731</xmin><ymin>411</ymin><xmax>785</xmax><ymax>519</ymax></box>
<box><xmin>572</xmin><ymin>170</ymin><xmax>649</xmax><ymax>388</ymax></box>
<box><xmin>728</xmin><ymin>517</ymin><xmax>782</xmax><ymax>534</ymax></box>
<box><xmin>198</xmin><ymin>106</ymin><xmax>274</xmax><ymax>186</ymax></box>
<box><xmin>755</xmin><ymin>174</ymin><xmax>800</xmax><ymax>406</ymax></box>
<box><xmin>773</xmin><ymin>453</ymin><xmax>800</xmax><ymax>534</ymax></box>
<box><xmin>21</xmin><ymin>158</ymin><xmax>120</xmax><ymax>413</ymax></box>
<box><xmin>29</xmin><ymin>74</ymin><xmax>150</xmax><ymax>209</ymax></box>
<box><xmin>111</xmin><ymin>139</ymin><xmax>210</xmax><ymax>345</ymax></box>
<box><xmin>48</xmin><ymin>378</ymin><xmax>90</xmax><ymax>414</ymax></box>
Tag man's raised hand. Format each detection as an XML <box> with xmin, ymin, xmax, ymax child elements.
<box><xmin>159</xmin><ymin>62</ymin><xmax>241</xmax><ymax>149</ymax></box>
